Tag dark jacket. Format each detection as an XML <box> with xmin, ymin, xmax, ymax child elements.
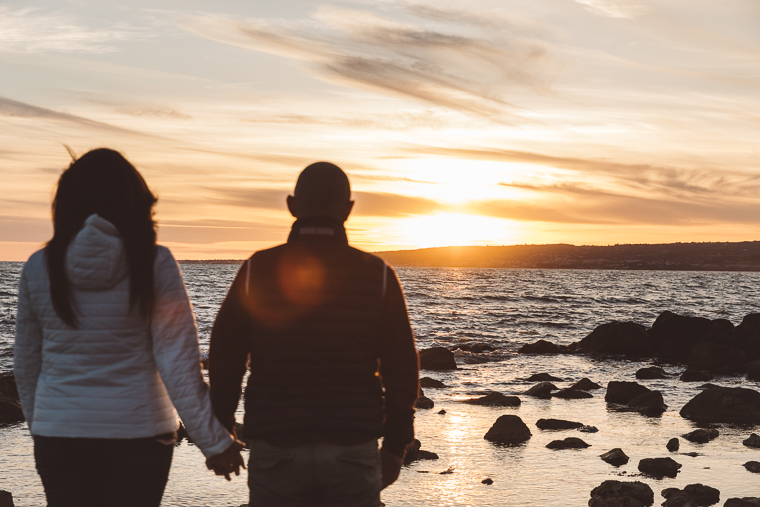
<box><xmin>209</xmin><ymin>217</ymin><xmax>419</xmax><ymax>457</ymax></box>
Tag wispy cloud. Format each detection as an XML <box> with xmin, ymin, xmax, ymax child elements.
<box><xmin>180</xmin><ymin>4</ymin><xmax>554</xmax><ymax>118</ymax></box>
<box><xmin>0</xmin><ymin>6</ymin><xmax>149</xmax><ymax>53</ymax></box>
<box><xmin>573</xmin><ymin>0</ymin><xmax>648</xmax><ymax>19</ymax></box>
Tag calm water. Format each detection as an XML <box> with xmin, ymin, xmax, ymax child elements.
<box><xmin>2</xmin><ymin>262</ymin><xmax>760</xmax><ymax>505</ymax></box>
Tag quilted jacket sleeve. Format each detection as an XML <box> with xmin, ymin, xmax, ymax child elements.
<box><xmin>151</xmin><ymin>247</ymin><xmax>233</xmax><ymax>458</ymax></box>
<box><xmin>13</xmin><ymin>261</ymin><xmax>44</xmax><ymax>430</ymax></box>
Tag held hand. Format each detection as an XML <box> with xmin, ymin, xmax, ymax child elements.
<box><xmin>380</xmin><ymin>447</ymin><xmax>403</xmax><ymax>490</ymax></box>
<box><xmin>206</xmin><ymin>439</ymin><xmax>246</xmax><ymax>481</ymax></box>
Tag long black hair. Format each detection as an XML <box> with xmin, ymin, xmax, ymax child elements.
<box><xmin>46</xmin><ymin>148</ymin><xmax>158</xmax><ymax>327</ymax></box>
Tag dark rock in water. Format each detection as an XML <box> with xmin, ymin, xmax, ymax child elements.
<box><xmin>600</xmin><ymin>448</ymin><xmax>629</xmax><ymax>467</ymax></box>
<box><xmin>638</xmin><ymin>457</ymin><xmax>682</xmax><ymax>478</ymax></box>
<box><xmin>699</xmin><ymin>383</ymin><xmax>719</xmax><ymax>389</ymax></box>
<box><xmin>464</xmin><ymin>392</ymin><xmax>520</xmax><ymax>407</ymax></box>
<box><xmin>525</xmin><ymin>381</ymin><xmax>557</xmax><ymax>399</ymax></box>
<box><xmin>680</xmin><ymin>370</ymin><xmax>714</xmax><ymax>382</ymax></box>
<box><xmin>438</xmin><ymin>409</ymin><xmax>446</xmax><ymax>415</ymax></box>
<box><xmin>636</xmin><ymin>367</ymin><xmax>669</xmax><ymax>379</ymax></box>
<box><xmin>682</xmin><ymin>429</ymin><xmax>719</xmax><ymax>444</ymax></box>
<box><xmin>0</xmin><ymin>372</ymin><xmax>19</xmax><ymax>402</ymax></box>
<box><xmin>419</xmin><ymin>347</ymin><xmax>457</xmax><ymax>371</ymax></box>
<box><xmin>526</xmin><ymin>372</ymin><xmax>564</xmax><ymax>382</ymax></box>
<box><xmin>536</xmin><ymin>418</ymin><xmax>584</xmax><ymax>430</ymax></box>
<box><xmin>546</xmin><ymin>437</ymin><xmax>590</xmax><ymax>449</ymax></box>
<box><xmin>667</xmin><ymin>438</ymin><xmax>680</xmax><ymax>452</ymax></box>
<box><xmin>743</xmin><ymin>433</ymin><xmax>760</xmax><ymax>448</ymax></box>
<box><xmin>744</xmin><ymin>461</ymin><xmax>760</xmax><ymax>474</ymax></box>
<box><xmin>747</xmin><ymin>360</ymin><xmax>760</xmax><ymax>381</ymax></box>
<box><xmin>627</xmin><ymin>390</ymin><xmax>667</xmax><ymax>416</ymax></box>
<box><xmin>518</xmin><ymin>339</ymin><xmax>565</xmax><ymax>354</ymax></box>
<box><xmin>570</xmin><ymin>378</ymin><xmax>603</xmax><ymax>390</ymax></box>
<box><xmin>580</xmin><ymin>425</ymin><xmax>599</xmax><ymax>433</ymax></box>
<box><xmin>650</xmin><ymin>311</ymin><xmax>714</xmax><ymax>362</ymax></box>
<box><xmin>589</xmin><ymin>498</ymin><xmax>646</xmax><ymax>507</ymax></box>
<box><xmin>177</xmin><ymin>422</ymin><xmax>189</xmax><ymax>442</ymax></box>
<box><xmin>577</xmin><ymin>321</ymin><xmax>654</xmax><ymax>358</ymax></box>
<box><xmin>606</xmin><ymin>381</ymin><xmax>651</xmax><ymax>404</ymax></box>
<box><xmin>554</xmin><ymin>388</ymin><xmax>594</xmax><ymax>399</ymax></box>
<box><xmin>661</xmin><ymin>484</ymin><xmax>720</xmax><ymax>507</ymax></box>
<box><xmin>589</xmin><ymin>480</ymin><xmax>654</xmax><ymax>507</ymax></box>
<box><xmin>481</xmin><ymin>478</ymin><xmax>493</xmax><ymax>485</ymax></box>
<box><xmin>452</xmin><ymin>342</ymin><xmax>495</xmax><ymax>353</ymax></box>
<box><xmin>403</xmin><ymin>439</ymin><xmax>439</xmax><ymax>465</ymax></box>
<box><xmin>0</xmin><ymin>395</ymin><xmax>24</xmax><ymax>424</ymax></box>
<box><xmin>0</xmin><ymin>490</ymin><xmax>14</xmax><ymax>507</ymax></box>
<box><xmin>484</xmin><ymin>415</ymin><xmax>532</xmax><ymax>445</ymax></box>
<box><xmin>735</xmin><ymin>313</ymin><xmax>760</xmax><ymax>361</ymax></box>
<box><xmin>725</xmin><ymin>499</ymin><xmax>760</xmax><ymax>507</ymax></box>
<box><xmin>420</xmin><ymin>377</ymin><xmax>446</xmax><ymax>388</ymax></box>
<box><xmin>416</xmin><ymin>395</ymin><xmax>434</xmax><ymax>409</ymax></box>
<box><xmin>680</xmin><ymin>386</ymin><xmax>760</xmax><ymax>424</ymax></box>
<box><xmin>688</xmin><ymin>342</ymin><xmax>747</xmax><ymax>374</ymax></box>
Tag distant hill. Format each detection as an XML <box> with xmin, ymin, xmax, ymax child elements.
<box><xmin>375</xmin><ymin>242</ymin><xmax>760</xmax><ymax>271</ymax></box>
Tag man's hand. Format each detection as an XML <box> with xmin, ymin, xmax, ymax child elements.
<box><xmin>206</xmin><ymin>439</ymin><xmax>246</xmax><ymax>481</ymax></box>
<box><xmin>380</xmin><ymin>447</ymin><xmax>403</xmax><ymax>489</ymax></box>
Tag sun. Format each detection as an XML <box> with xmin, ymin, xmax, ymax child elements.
<box><xmin>394</xmin><ymin>213</ymin><xmax>518</xmax><ymax>249</ymax></box>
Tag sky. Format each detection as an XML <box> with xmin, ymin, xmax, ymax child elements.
<box><xmin>1</xmin><ymin>0</ymin><xmax>759</xmax><ymax>260</ymax></box>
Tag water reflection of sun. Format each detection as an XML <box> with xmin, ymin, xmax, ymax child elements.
<box><xmin>396</xmin><ymin>213</ymin><xmax>517</xmax><ymax>249</ymax></box>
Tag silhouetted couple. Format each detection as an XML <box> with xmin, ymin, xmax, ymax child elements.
<box><xmin>14</xmin><ymin>148</ymin><xmax>419</xmax><ymax>507</ymax></box>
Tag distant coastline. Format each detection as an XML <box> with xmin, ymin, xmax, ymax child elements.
<box><xmin>177</xmin><ymin>241</ymin><xmax>760</xmax><ymax>271</ymax></box>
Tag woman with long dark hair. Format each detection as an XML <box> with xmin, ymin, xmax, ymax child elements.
<box><xmin>13</xmin><ymin>148</ymin><xmax>243</xmax><ymax>506</ymax></box>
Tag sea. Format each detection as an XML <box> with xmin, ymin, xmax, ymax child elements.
<box><xmin>2</xmin><ymin>262</ymin><xmax>760</xmax><ymax>506</ymax></box>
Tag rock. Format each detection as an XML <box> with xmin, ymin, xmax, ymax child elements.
<box><xmin>589</xmin><ymin>498</ymin><xmax>646</xmax><ymax>507</ymax></box>
<box><xmin>636</xmin><ymin>367</ymin><xmax>669</xmax><ymax>379</ymax></box>
<box><xmin>638</xmin><ymin>457</ymin><xmax>681</xmax><ymax>478</ymax></box>
<box><xmin>420</xmin><ymin>377</ymin><xmax>446</xmax><ymax>388</ymax></box>
<box><xmin>725</xmin><ymin>500</ymin><xmax>760</xmax><ymax>507</ymax></box>
<box><xmin>484</xmin><ymin>415</ymin><xmax>532</xmax><ymax>445</ymax></box>
<box><xmin>416</xmin><ymin>395</ymin><xmax>434</xmax><ymax>409</ymax></box>
<box><xmin>577</xmin><ymin>321</ymin><xmax>654</xmax><ymax>358</ymax></box>
<box><xmin>546</xmin><ymin>437</ymin><xmax>590</xmax><ymax>449</ymax></box>
<box><xmin>419</xmin><ymin>347</ymin><xmax>457</xmax><ymax>371</ymax></box>
<box><xmin>525</xmin><ymin>381</ymin><xmax>557</xmax><ymax>399</ymax></box>
<box><xmin>0</xmin><ymin>395</ymin><xmax>24</xmax><ymax>424</ymax></box>
<box><xmin>650</xmin><ymin>311</ymin><xmax>714</xmax><ymax>362</ymax></box>
<box><xmin>536</xmin><ymin>418</ymin><xmax>584</xmax><ymax>430</ymax></box>
<box><xmin>571</xmin><ymin>378</ymin><xmax>603</xmax><ymax>390</ymax></box>
<box><xmin>580</xmin><ymin>425</ymin><xmax>599</xmax><ymax>433</ymax></box>
<box><xmin>438</xmin><ymin>409</ymin><xmax>446</xmax><ymax>415</ymax></box>
<box><xmin>743</xmin><ymin>433</ymin><xmax>760</xmax><ymax>448</ymax></box>
<box><xmin>661</xmin><ymin>484</ymin><xmax>720</xmax><ymax>507</ymax></box>
<box><xmin>403</xmin><ymin>439</ymin><xmax>439</xmax><ymax>465</ymax></box>
<box><xmin>0</xmin><ymin>490</ymin><xmax>14</xmax><ymax>507</ymax></box>
<box><xmin>682</xmin><ymin>429</ymin><xmax>719</xmax><ymax>444</ymax></box>
<box><xmin>0</xmin><ymin>373</ymin><xmax>19</xmax><ymax>401</ymax></box>
<box><xmin>667</xmin><ymin>438</ymin><xmax>680</xmax><ymax>452</ymax></box>
<box><xmin>627</xmin><ymin>390</ymin><xmax>667</xmax><ymax>416</ymax></box>
<box><xmin>680</xmin><ymin>386</ymin><xmax>760</xmax><ymax>424</ymax></box>
<box><xmin>589</xmin><ymin>480</ymin><xmax>654</xmax><ymax>506</ymax></box>
<box><xmin>747</xmin><ymin>360</ymin><xmax>760</xmax><ymax>381</ymax></box>
<box><xmin>481</xmin><ymin>478</ymin><xmax>493</xmax><ymax>485</ymax></box>
<box><xmin>452</xmin><ymin>342</ymin><xmax>495</xmax><ymax>353</ymax></box>
<box><xmin>699</xmin><ymin>383</ymin><xmax>719</xmax><ymax>389</ymax></box>
<box><xmin>464</xmin><ymin>392</ymin><xmax>520</xmax><ymax>407</ymax></box>
<box><xmin>526</xmin><ymin>373</ymin><xmax>564</xmax><ymax>382</ymax></box>
<box><xmin>735</xmin><ymin>313</ymin><xmax>760</xmax><ymax>360</ymax></box>
<box><xmin>680</xmin><ymin>370</ymin><xmax>714</xmax><ymax>382</ymax></box>
<box><xmin>688</xmin><ymin>342</ymin><xmax>747</xmax><ymax>374</ymax></box>
<box><xmin>518</xmin><ymin>339</ymin><xmax>565</xmax><ymax>354</ymax></box>
<box><xmin>554</xmin><ymin>388</ymin><xmax>594</xmax><ymax>399</ymax></box>
<box><xmin>606</xmin><ymin>381</ymin><xmax>651</xmax><ymax>404</ymax></box>
<box><xmin>600</xmin><ymin>448</ymin><xmax>630</xmax><ymax>466</ymax></box>
<box><xmin>743</xmin><ymin>461</ymin><xmax>760</xmax><ymax>474</ymax></box>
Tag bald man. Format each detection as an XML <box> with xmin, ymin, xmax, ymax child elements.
<box><xmin>207</xmin><ymin>162</ymin><xmax>419</xmax><ymax>507</ymax></box>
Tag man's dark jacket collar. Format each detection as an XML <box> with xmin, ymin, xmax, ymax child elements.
<box><xmin>287</xmin><ymin>217</ymin><xmax>348</xmax><ymax>245</ymax></box>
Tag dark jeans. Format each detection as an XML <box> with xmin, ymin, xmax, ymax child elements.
<box><xmin>33</xmin><ymin>435</ymin><xmax>173</xmax><ymax>507</ymax></box>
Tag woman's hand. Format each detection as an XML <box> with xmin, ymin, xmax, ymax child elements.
<box><xmin>206</xmin><ymin>439</ymin><xmax>246</xmax><ymax>481</ymax></box>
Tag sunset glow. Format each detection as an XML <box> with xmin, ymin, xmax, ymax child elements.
<box><xmin>1</xmin><ymin>0</ymin><xmax>759</xmax><ymax>259</ymax></box>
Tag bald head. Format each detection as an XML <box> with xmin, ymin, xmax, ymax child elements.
<box><xmin>287</xmin><ymin>162</ymin><xmax>354</xmax><ymax>221</ymax></box>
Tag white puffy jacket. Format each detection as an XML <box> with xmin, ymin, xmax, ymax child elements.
<box><xmin>13</xmin><ymin>214</ymin><xmax>233</xmax><ymax>458</ymax></box>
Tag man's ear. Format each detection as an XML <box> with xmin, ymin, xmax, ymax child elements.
<box><xmin>286</xmin><ymin>195</ymin><xmax>298</xmax><ymax>218</ymax></box>
<box><xmin>341</xmin><ymin>200</ymin><xmax>355</xmax><ymax>222</ymax></box>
